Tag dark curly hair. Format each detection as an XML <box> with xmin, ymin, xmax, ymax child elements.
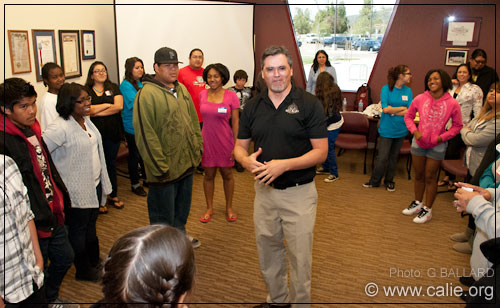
<box><xmin>424</xmin><ymin>69</ymin><xmax>453</xmax><ymax>93</ymax></box>
<box><xmin>101</xmin><ymin>225</ymin><xmax>195</xmax><ymax>308</ymax></box>
<box><xmin>203</xmin><ymin>63</ymin><xmax>230</xmax><ymax>86</ymax></box>
<box><xmin>387</xmin><ymin>65</ymin><xmax>409</xmax><ymax>91</ymax></box>
<box><xmin>315</xmin><ymin>72</ymin><xmax>341</xmax><ymax>116</ymax></box>
<box><xmin>56</xmin><ymin>83</ymin><xmax>88</xmax><ymax>120</ymax></box>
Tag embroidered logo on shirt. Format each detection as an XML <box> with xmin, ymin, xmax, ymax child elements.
<box><xmin>285</xmin><ymin>103</ymin><xmax>300</xmax><ymax>114</ymax></box>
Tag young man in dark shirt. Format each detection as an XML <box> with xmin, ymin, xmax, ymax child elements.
<box><xmin>0</xmin><ymin>78</ymin><xmax>76</xmax><ymax>308</ymax></box>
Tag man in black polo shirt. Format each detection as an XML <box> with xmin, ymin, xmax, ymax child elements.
<box><xmin>235</xmin><ymin>46</ymin><xmax>327</xmax><ymax>308</ymax></box>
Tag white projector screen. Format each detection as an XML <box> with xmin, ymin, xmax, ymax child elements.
<box><xmin>115</xmin><ymin>0</ymin><xmax>255</xmax><ymax>87</ymax></box>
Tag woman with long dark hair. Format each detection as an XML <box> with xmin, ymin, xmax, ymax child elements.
<box><xmin>85</xmin><ymin>61</ymin><xmax>124</xmax><ymax>213</ymax></box>
<box><xmin>43</xmin><ymin>82</ymin><xmax>112</xmax><ymax>282</ymax></box>
<box><xmin>439</xmin><ymin>63</ymin><xmax>483</xmax><ymax>189</ymax></box>
<box><xmin>306</xmin><ymin>50</ymin><xmax>337</xmax><ymax>94</ymax></box>
<box><xmin>403</xmin><ymin>69</ymin><xmax>462</xmax><ymax>223</ymax></box>
<box><xmin>120</xmin><ymin>57</ymin><xmax>147</xmax><ymax>197</ymax></box>
<box><xmin>363</xmin><ymin>65</ymin><xmax>413</xmax><ymax>191</ymax></box>
<box><xmin>314</xmin><ymin>72</ymin><xmax>343</xmax><ymax>182</ymax></box>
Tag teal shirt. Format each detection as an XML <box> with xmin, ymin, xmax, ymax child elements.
<box><xmin>378</xmin><ymin>84</ymin><xmax>413</xmax><ymax>138</ymax></box>
<box><xmin>120</xmin><ymin>79</ymin><xmax>143</xmax><ymax>135</ymax></box>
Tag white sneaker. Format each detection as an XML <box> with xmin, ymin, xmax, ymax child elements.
<box><xmin>188</xmin><ymin>235</ymin><xmax>201</xmax><ymax>249</ymax></box>
<box><xmin>324</xmin><ymin>175</ymin><xmax>339</xmax><ymax>183</ymax></box>
<box><xmin>402</xmin><ymin>200</ymin><xmax>423</xmax><ymax>215</ymax></box>
<box><xmin>413</xmin><ymin>206</ymin><xmax>432</xmax><ymax>224</ymax></box>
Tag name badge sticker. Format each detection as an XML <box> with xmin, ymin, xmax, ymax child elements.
<box><xmin>105</xmin><ymin>90</ymin><xmax>112</xmax><ymax>96</ymax></box>
<box><xmin>218</xmin><ymin>107</ymin><xmax>228</xmax><ymax>114</ymax></box>
<box><xmin>402</xmin><ymin>95</ymin><xmax>408</xmax><ymax>101</ymax></box>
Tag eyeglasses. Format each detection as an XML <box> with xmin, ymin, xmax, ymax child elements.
<box><xmin>404</xmin><ymin>72</ymin><xmax>412</xmax><ymax>76</ymax></box>
<box><xmin>472</xmin><ymin>59</ymin><xmax>486</xmax><ymax>64</ymax></box>
<box><xmin>93</xmin><ymin>69</ymin><xmax>107</xmax><ymax>74</ymax></box>
<box><xmin>76</xmin><ymin>96</ymin><xmax>92</xmax><ymax>104</ymax></box>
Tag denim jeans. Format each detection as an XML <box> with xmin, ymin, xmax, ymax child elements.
<box><xmin>147</xmin><ymin>174</ymin><xmax>193</xmax><ymax>232</ymax></box>
<box><xmin>125</xmin><ymin>133</ymin><xmax>146</xmax><ymax>186</ymax></box>
<box><xmin>369</xmin><ymin>136</ymin><xmax>405</xmax><ymax>186</ymax></box>
<box><xmin>322</xmin><ymin>128</ymin><xmax>341</xmax><ymax>177</ymax></box>
<box><xmin>38</xmin><ymin>225</ymin><xmax>74</xmax><ymax>302</ymax></box>
<box><xmin>102</xmin><ymin>136</ymin><xmax>121</xmax><ymax>198</ymax></box>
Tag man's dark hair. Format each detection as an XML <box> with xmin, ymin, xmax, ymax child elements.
<box><xmin>261</xmin><ymin>45</ymin><xmax>293</xmax><ymax>69</ymax></box>
<box><xmin>233</xmin><ymin>69</ymin><xmax>248</xmax><ymax>83</ymax></box>
<box><xmin>189</xmin><ymin>48</ymin><xmax>203</xmax><ymax>58</ymax></box>
<box><xmin>56</xmin><ymin>83</ymin><xmax>88</xmax><ymax>120</ymax></box>
<box><xmin>0</xmin><ymin>78</ymin><xmax>37</xmax><ymax>112</ymax></box>
<box><xmin>41</xmin><ymin>62</ymin><xmax>62</xmax><ymax>87</ymax></box>
<box><xmin>471</xmin><ymin>49</ymin><xmax>487</xmax><ymax>61</ymax></box>
<box><xmin>424</xmin><ymin>69</ymin><xmax>453</xmax><ymax>93</ymax></box>
<box><xmin>203</xmin><ymin>63</ymin><xmax>230</xmax><ymax>86</ymax></box>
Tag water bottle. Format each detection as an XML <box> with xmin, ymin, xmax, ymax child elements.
<box><xmin>342</xmin><ymin>97</ymin><xmax>347</xmax><ymax>111</ymax></box>
<box><xmin>358</xmin><ymin>100</ymin><xmax>364</xmax><ymax>112</ymax></box>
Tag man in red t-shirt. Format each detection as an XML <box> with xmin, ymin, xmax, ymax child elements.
<box><xmin>178</xmin><ymin>48</ymin><xmax>206</xmax><ymax>126</ymax></box>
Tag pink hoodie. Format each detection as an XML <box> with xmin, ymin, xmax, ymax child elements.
<box><xmin>404</xmin><ymin>91</ymin><xmax>462</xmax><ymax>149</ymax></box>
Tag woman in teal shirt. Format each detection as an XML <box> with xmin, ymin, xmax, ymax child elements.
<box><xmin>120</xmin><ymin>57</ymin><xmax>147</xmax><ymax>196</ymax></box>
<box><xmin>363</xmin><ymin>64</ymin><xmax>413</xmax><ymax>191</ymax></box>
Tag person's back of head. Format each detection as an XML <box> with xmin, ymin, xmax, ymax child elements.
<box><xmin>102</xmin><ymin>225</ymin><xmax>195</xmax><ymax>308</ymax></box>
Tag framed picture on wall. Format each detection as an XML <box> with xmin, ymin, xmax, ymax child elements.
<box><xmin>81</xmin><ymin>30</ymin><xmax>96</xmax><ymax>60</ymax></box>
<box><xmin>441</xmin><ymin>17</ymin><xmax>481</xmax><ymax>47</ymax></box>
<box><xmin>32</xmin><ymin>29</ymin><xmax>57</xmax><ymax>82</ymax></box>
<box><xmin>59</xmin><ymin>30</ymin><xmax>82</xmax><ymax>79</ymax></box>
<box><xmin>8</xmin><ymin>30</ymin><xmax>32</xmax><ymax>74</ymax></box>
<box><xmin>445</xmin><ymin>48</ymin><xmax>468</xmax><ymax>66</ymax></box>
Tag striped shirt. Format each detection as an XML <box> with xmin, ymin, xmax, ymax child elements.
<box><xmin>1</xmin><ymin>155</ymin><xmax>44</xmax><ymax>303</ymax></box>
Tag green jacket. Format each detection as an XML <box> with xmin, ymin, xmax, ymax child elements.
<box><xmin>133</xmin><ymin>75</ymin><xmax>202</xmax><ymax>183</ymax></box>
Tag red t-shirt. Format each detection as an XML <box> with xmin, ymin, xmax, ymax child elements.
<box><xmin>178</xmin><ymin>66</ymin><xmax>206</xmax><ymax>122</ymax></box>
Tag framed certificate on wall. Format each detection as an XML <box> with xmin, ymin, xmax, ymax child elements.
<box><xmin>59</xmin><ymin>30</ymin><xmax>82</xmax><ymax>79</ymax></box>
<box><xmin>8</xmin><ymin>30</ymin><xmax>32</xmax><ymax>74</ymax></box>
<box><xmin>81</xmin><ymin>30</ymin><xmax>96</xmax><ymax>60</ymax></box>
<box><xmin>32</xmin><ymin>29</ymin><xmax>57</xmax><ymax>81</ymax></box>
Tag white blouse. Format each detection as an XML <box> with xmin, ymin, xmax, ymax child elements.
<box><xmin>449</xmin><ymin>82</ymin><xmax>483</xmax><ymax>125</ymax></box>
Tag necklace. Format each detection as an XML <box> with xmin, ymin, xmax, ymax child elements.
<box><xmin>93</xmin><ymin>86</ymin><xmax>103</xmax><ymax>94</ymax></box>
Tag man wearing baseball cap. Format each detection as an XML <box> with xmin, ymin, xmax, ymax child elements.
<box><xmin>133</xmin><ymin>47</ymin><xmax>203</xmax><ymax>248</ymax></box>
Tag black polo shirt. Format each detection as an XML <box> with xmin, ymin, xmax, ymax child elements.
<box><xmin>238</xmin><ymin>86</ymin><xmax>327</xmax><ymax>188</ymax></box>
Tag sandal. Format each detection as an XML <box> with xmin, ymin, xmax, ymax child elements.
<box><xmin>199</xmin><ymin>211</ymin><xmax>213</xmax><ymax>223</ymax></box>
<box><xmin>226</xmin><ymin>211</ymin><xmax>237</xmax><ymax>222</ymax></box>
<box><xmin>99</xmin><ymin>205</ymin><xmax>108</xmax><ymax>214</ymax></box>
<box><xmin>107</xmin><ymin>197</ymin><xmax>125</xmax><ymax>209</ymax></box>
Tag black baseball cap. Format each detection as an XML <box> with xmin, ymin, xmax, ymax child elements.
<box><xmin>154</xmin><ymin>47</ymin><xmax>183</xmax><ymax>64</ymax></box>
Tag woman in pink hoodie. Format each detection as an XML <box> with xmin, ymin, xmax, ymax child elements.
<box><xmin>402</xmin><ymin>69</ymin><xmax>463</xmax><ymax>223</ymax></box>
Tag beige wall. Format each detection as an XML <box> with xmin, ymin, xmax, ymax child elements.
<box><xmin>2</xmin><ymin>0</ymin><xmax>117</xmax><ymax>98</ymax></box>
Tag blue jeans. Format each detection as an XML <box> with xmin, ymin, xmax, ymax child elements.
<box><xmin>125</xmin><ymin>133</ymin><xmax>146</xmax><ymax>186</ymax></box>
<box><xmin>38</xmin><ymin>225</ymin><xmax>74</xmax><ymax>302</ymax></box>
<box><xmin>147</xmin><ymin>174</ymin><xmax>193</xmax><ymax>232</ymax></box>
<box><xmin>102</xmin><ymin>136</ymin><xmax>121</xmax><ymax>198</ymax></box>
<box><xmin>322</xmin><ymin>128</ymin><xmax>340</xmax><ymax>176</ymax></box>
<box><xmin>369</xmin><ymin>136</ymin><xmax>405</xmax><ymax>186</ymax></box>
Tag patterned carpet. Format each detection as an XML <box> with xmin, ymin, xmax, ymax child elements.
<box><xmin>58</xmin><ymin>149</ymin><xmax>470</xmax><ymax>307</ymax></box>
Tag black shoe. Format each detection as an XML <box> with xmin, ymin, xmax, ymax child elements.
<box><xmin>459</xmin><ymin>276</ymin><xmax>475</xmax><ymax>287</ymax></box>
<box><xmin>75</xmin><ymin>268</ymin><xmax>100</xmax><ymax>282</ymax></box>
<box><xmin>253</xmin><ymin>304</ymin><xmax>291</xmax><ymax>308</ymax></box>
<box><xmin>196</xmin><ymin>166</ymin><xmax>205</xmax><ymax>174</ymax></box>
<box><xmin>132</xmin><ymin>185</ymin><xmax>147</xmax><ymax>197</ymax></box>
<box><xmin>386</xmin><ymin>182</ymin><xmax>395</xmax><ymax>192</ymax></box>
